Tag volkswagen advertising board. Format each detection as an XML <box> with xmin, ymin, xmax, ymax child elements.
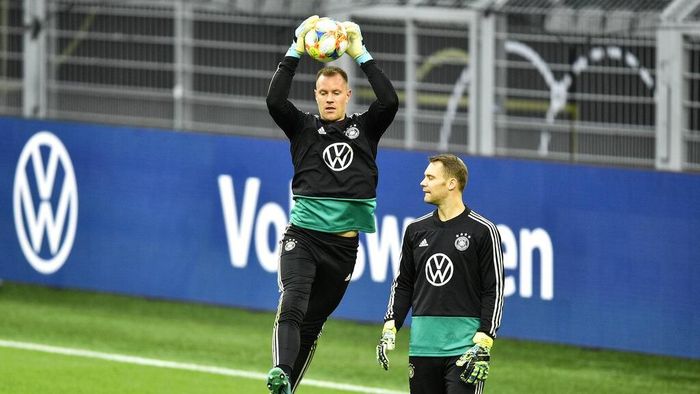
<box><xmin>0</xmin><ymin>117</ymin><xmax>698</xmax><ymax>359</ymax></box>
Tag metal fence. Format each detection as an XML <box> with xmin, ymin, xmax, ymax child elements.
<box><xmin>684</xmin><ymin>35</ymin><xmax>700</xmax><ymax>170</ymax></box>
<box><xmin>45</xmin><ymin>1</ymin><xmax>300</xmax><ymax>136</ymax></box>
<box><xmin>0</xmin><ymin>0</ymin><xmax>22</xmax><ymax>115</ymax></box>
<box><xmin>493</xmin><ymin>2</ymin><xmax>660</xmax><ymax>166</ymax></box>
<box><xmin>350</xmin><ymin>8</ymin><xmax>476</xmax><ymax>152</ymax></box>
<box><xmin>3</xmin><ymin>0</ymin><xmax>700</xmax><ymax>171</ymax></box>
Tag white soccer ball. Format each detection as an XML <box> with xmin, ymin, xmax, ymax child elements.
<box><xmin>304</xmin><ymin>17</ymin><xmax>348</xmax><ymax>63</ymax></box>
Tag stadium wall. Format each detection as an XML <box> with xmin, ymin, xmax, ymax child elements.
<box><xmin>0</xmin><ymin>117</ymin><xmax>698</xmax><ymax>359</ymax></box>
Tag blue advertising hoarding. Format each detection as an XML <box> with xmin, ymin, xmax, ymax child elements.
<box><xmin>0</xmin><ymin>117</ymin><xmax>698</xmax><ymax>359</ymax></box>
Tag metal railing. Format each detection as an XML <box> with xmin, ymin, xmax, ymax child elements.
<box><xmin>0</xmin><ymin>0</ymin><xmax>22</xmax><ymax>116</ymax></box>
<box><xmin>493</xmin><ymin>5</ymin><xmax>658</xmax><ymax>166</ymax></box>
<box><xmin>3</xmin><ymin>0</ymin><xmax>700</xmax><ymax>171</ymax></box>
<box><xmin>684</xmin><ymin>35</ymin><xmax>700</xmax><ymax>170</ymax></box>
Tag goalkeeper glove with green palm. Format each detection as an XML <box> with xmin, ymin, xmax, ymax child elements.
<box><xmin>456</xmin><ymin>332</ymin><xmax>493</xmax><ymax>384</ymax></box>
<box><xmin>376</xmin><ymin>321</ymin><xmax>396</xmax><ymax>371</ymax></box>
<box><xmin>341</xmin><ymin>21</ymin><xmax>373</xmax><ymax>65</ymax></box>
<box><xmin>286</xmin><ymin>15</ymin><xmax>319</xmax><ymax>58</ymax></box>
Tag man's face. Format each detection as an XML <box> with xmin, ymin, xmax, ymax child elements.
<box><xmin>315</xmin><ymin>73</ymin><xmax>351</xmax><ymax>122</ymax></box>
<box><xmin>420</xmin><ymin>161</ymin><xmax>451</xmax><ymax>205</ymax></box>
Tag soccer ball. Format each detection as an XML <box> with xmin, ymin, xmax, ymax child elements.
<box><xmin>304</xmin><ymin>17</ymin><xmax>348</xmax><ymax>63</ymax></box>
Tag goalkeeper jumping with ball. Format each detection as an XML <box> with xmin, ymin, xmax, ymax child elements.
<box><xmin>377</xmin><ymin>154</ymin><xmax>505</xmax><ymax>394</ymax></box>
<box><xmin>265</xmin><ymin>15</ymin><xmax>398</xmax><ymax>394</ymax></box>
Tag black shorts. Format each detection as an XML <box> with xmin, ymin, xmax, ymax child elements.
<box><xmin>409</xmin><ymin>355</ymin><xmax>485</xmax><ymax>394</ymax></box>
<box><xmin>273</xmin><ymin>224</ymin><xmax>359</xmax><ymax>372</ymax></box>
<box><xmin>277</xmin><ymin>224</ymin><xmax>359</xmax><ymax>302</ymax></box>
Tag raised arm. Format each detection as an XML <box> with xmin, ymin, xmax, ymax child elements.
<box><xmin>266</xmin><ymin>16</ymin><xmax>319</xmax><ymax>139</ymax></box>
<box><xmin>343</xmin><ymin>21</ymin><xmax>399</xmax><ymax>141</ymax></box>
<box><xmin>266</xmin><ymin>57</ymin><xmax>304</xmax><ymax>139</ymax></box>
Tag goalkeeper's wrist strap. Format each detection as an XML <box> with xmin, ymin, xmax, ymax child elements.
<box><xmin>286</xmin><ymin>43</ymin><xmax>302</xmax><ymax>58</ymax></box>
<box><xmin>473</xmin><ymin>332</ymin><xmax>494</xmax><ymax>349</ymax></box>
<box><xmin>383</xmin><ymin>320</ymin><xmax>396</xmax><ymax>330</ymax></box>
<box><xmin>355</xmin><ymin>50</ymin><xmax>373</xmax><ymax>65</ymax></box>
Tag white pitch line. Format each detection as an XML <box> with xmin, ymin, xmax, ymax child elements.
<box><xmin>0</xmin><ymin>339</ymin><xmax>406</xmax><ymax>394</ymax></box>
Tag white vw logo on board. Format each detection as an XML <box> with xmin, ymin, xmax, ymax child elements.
<box><xmin>425</xmin><ymin>253</ymin><xmax>454</xmax><ymax>287</ymax></box>
<box><xmin>322</xmin><ymin>142</ymin><xmax>353</xmax><ymax>171</ymax></box>
<box><xmin>13</xmin><ymin>131</ymin><xmax>79</xmax><ymax>275</ymax></box>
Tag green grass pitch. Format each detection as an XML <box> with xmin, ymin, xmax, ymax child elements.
<box><xmin>0</xmin><ymin>282</ymin><xmax>698</xmax><ymax>393</ymax></box>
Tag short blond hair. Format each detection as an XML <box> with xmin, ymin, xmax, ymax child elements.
<box><xmin>316</xmin><ymin>66</ymin><xmax>348</xmax><ymax>83</ymax></box>
<box><xmin>429</xmin><ymin>154</ymin><xmax>468</xmax><ymax>192</ymax></box>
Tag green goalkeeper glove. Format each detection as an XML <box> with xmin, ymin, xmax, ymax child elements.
<box><xmin>286</xmin><ymin>15</ymin><xmax>319</xmax><ymax>58</ymax></box>
<box><xmin>341</xmin><ymin>21</ymin><xmax>373</xmax><ymax>64</ymax></box>
<box><xmin>376</xmin><ymin>321</ymin><xmax>396</xmax><ymax>371</ymax></box>
<box><xmin>456</xmin><ymin>332</ymin><xmax>493</xmax><ymax>384</ymax></box>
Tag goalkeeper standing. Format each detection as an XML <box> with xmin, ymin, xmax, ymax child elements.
<box><xmin>377</xmin><ymin>154</ymin><xmax>504</xmax><ymax>394</ymax></box>
<box><xmin>265</xmin><ymin>15</ymin><xmax>398</xmax><ymax>394</ymax></box>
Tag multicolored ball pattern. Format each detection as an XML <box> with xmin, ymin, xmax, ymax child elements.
<box><xmin>304</xmin><ymin>18</ymin><xmax>348</xmax><ymax>63</ymax></box>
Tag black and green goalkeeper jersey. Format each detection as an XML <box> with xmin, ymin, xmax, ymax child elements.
<box><xmin>384</xmin><ymin>208</ymin><xmax>505</xmax><ymax>357</ymax></box>
<box><xmin>266</xmin><ymin>56</ymin><xmax>398</xmax><ymax>233</ymax></box>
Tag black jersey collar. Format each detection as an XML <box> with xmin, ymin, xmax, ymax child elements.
<box><xmin>315</xmin><ymin>114</ymin><xmax>352</xmax><ymax>133</ymax></box>
<box><xmin>431</xmin><ymin>205</ymin><xmax>472</xmax><ymax>227</ymax></box>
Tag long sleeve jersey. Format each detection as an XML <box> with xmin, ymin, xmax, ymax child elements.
<box><xmin>266</xmin><ymin>57</ymin><xmax>398</xmax><ymax>233</ymax></box>
<box><xmin>384</xmin><ymin>207</ymin><xmax>505</xmax><ymax>356</ymax></box>
<box><xmin>266</xmin><ymin>56</ymin><xmax>398</xmax><ymax>200</ymax></box>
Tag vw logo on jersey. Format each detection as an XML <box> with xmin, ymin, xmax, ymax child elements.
<box><xmin>322</xmin><ymin>142</ymin><xmax>354</xmax><ymax>171</ymax></box>
<box><xmin>425</xmin><ymin>253</ymin><xmax>454</xmax><ymax>287</ymax></box>
<box><xmin>455</xmin><ymin>233</ymin><xmax>470</xmax><ymax>251</ymax></box>
<box><xmin>344</xmin><ymin>125</ymin><xmax>360</xmax><ymax>139</ymax></box>
<box><xmin>13</xmin><ymin>131</ymin><xmax>79</xmax><ymax>275</ymax></box>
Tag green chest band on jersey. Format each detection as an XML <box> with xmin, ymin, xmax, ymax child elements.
<box><xmin>290</xmin><ymin>196</ymin><xmax>377</xmax><ymax>233</ymax></box>
<box><xmin>409</xmin><ymin>316</ymin><xmax>480</xmax><ymax>357</ymax></box>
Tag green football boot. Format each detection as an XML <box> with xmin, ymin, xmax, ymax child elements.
<box><xmin>266</xmin><ymin>367</ymin><xmax>291</xmax><ymax>394</ymax></box>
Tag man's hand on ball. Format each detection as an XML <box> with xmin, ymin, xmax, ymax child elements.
<box><xmin>341</xmin><ymin>21</ymin><xmax>365</xmax><ymax>60</ymax></box>
<box><xmin>287</xmin><ymin>15</ymin><xmax>319</xmax><ymax>57</ymax></box>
